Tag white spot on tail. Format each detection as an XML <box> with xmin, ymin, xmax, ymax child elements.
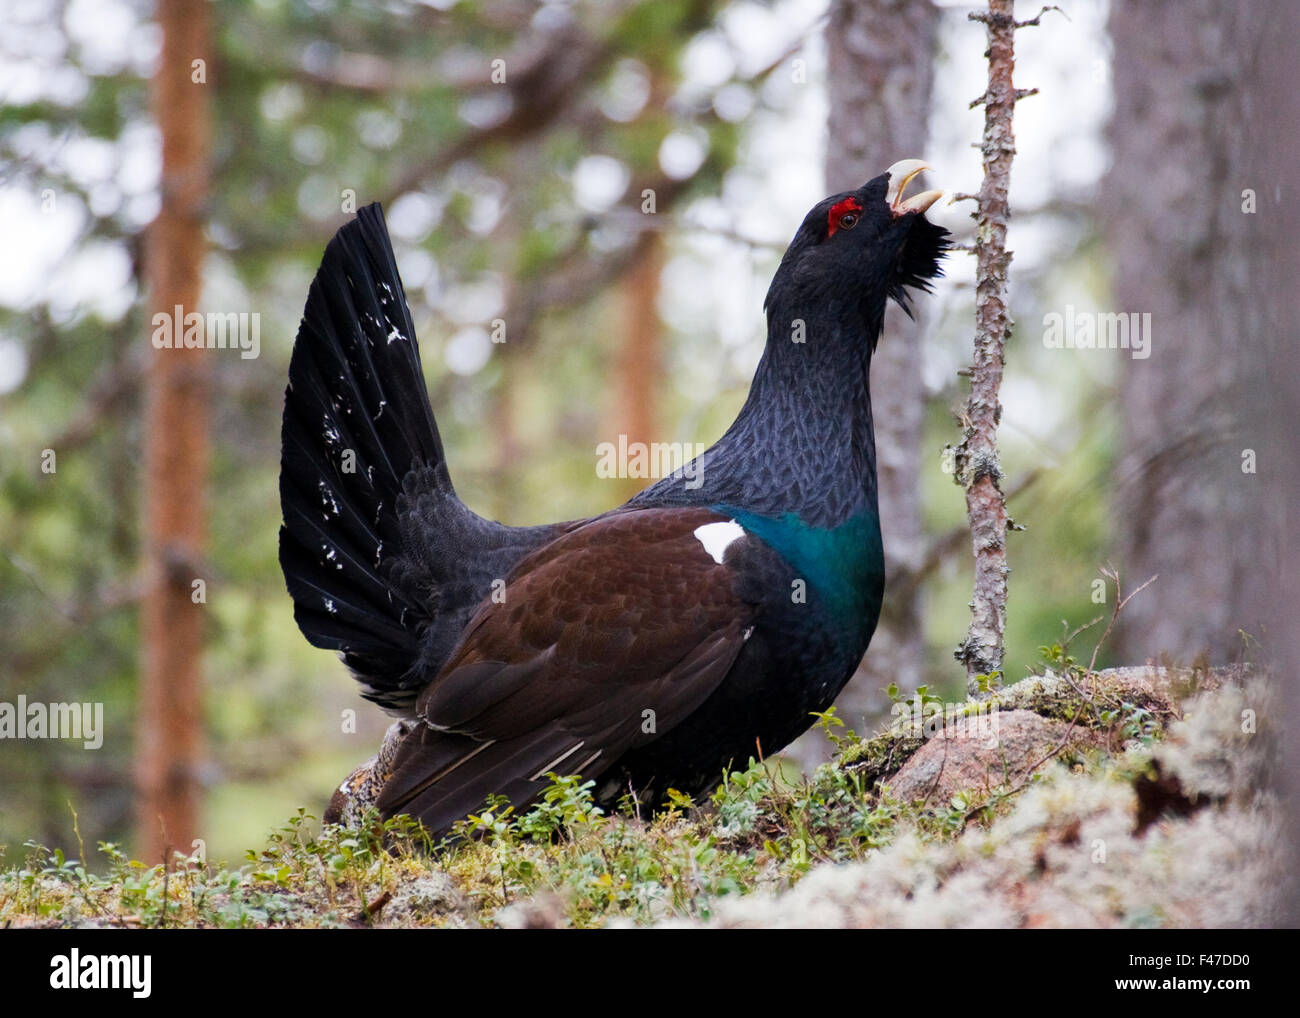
<box><xmin>693</xmin><ymin>519</ymin><xmax>745</xmax><ymax>564</ymax></box>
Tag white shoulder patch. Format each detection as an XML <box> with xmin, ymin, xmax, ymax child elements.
<box><xmin>693</xmin><ymin>519</ymin><xmax>745</xmax><ymax>565</ymax></box>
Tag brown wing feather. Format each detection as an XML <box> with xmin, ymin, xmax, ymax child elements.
<box><xmin>376</xmin><ymin>507</ymin><xmax>752</xmax><ymax>834</ymax></box>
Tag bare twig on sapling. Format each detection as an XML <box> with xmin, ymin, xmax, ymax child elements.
<box><xmin>950</xmin><ymin>0</ymin><xmax>1057</xmax><ymax>694</ymax></box>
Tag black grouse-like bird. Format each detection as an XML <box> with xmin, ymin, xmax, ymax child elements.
<box><xmin>280</xmin><ymin>160</ymin><xmax>947</xmax><ymax>837</ymax></box>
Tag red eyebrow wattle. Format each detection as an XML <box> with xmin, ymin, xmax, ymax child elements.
<box><xmin>827</xmin><ymin>197</ymin><xmax>862</xmax><ymax>237</ymax></box>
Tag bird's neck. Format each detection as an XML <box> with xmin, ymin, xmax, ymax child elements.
<box><xmin>701</xmin><ymin>299</ymin><xmax>881</xmax><ymax>528</ymax></box>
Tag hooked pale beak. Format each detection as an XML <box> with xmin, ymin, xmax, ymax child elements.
<box><xmin>886</xmin><ymin>159</ymin><xmax>942</xmax><ymax>218</ymax></box>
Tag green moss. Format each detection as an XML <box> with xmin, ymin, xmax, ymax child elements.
<box><xmin>0</xmin><ymin>667</ymin><xmax>1256</xmax><ymax>928</ymax></box>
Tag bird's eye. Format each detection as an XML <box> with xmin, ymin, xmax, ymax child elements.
<box><xmin>826</xmin><ymin>197</ymin><xmax>863</xmax><ymax>238</ymax></box>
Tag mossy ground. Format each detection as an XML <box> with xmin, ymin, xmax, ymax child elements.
<box><xmin>0</xmin><ymin>664</ymin><xmax>1275</xmax><ymax>928</ymax></box>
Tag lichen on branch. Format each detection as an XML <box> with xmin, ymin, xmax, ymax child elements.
<box><xmin>951</xmin><ymin>0</ymin><xmax>1048</xmax><ymax>691</ymax></box>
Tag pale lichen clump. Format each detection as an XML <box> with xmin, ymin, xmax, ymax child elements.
<box><xmin>660</xmin><ymin>674</ymin><xmax>1279</xmax><ymax>928</ymax></box>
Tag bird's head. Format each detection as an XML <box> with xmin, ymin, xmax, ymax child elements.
<box><xmin>765</xmin><ymin>159</ymin><xmax>950</xmax><ymax>341</ymax></box>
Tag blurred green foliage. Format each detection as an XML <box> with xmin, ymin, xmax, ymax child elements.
<box><xmin>0</xmin><ymin>0</ymin><xmax>760</xmax><ymax>864</ymax></box>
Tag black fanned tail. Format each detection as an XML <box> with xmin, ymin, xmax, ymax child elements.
<box><xmin>279</xmin><ymin>203</ymin><xmax>448</xmax><ymax>711</ymax></box>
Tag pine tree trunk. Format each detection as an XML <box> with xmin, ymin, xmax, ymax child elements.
<box><xmin>1105</xmin><ymin>1</ymin><xmax>1278</xmax><ymax>664</ymax></box>
<box><xmin>137</xmin><ymin>0</ymin><xmax>211</xmax><ymax>863</ymax></box>
<box><xmin>612</xmin><ymin>231</ymin><xmax>664</xmax><ymax>503</ymax></box>
<box><xmin>1251</xmin><ymin>16</ymin><xmax>1300</xmax><ymax>917</ymax></box>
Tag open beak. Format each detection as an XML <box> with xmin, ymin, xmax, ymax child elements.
<box><xmin>886</xmin><ymin>159</ymin><xmax>942</xmax><ymax>218</ymax></box>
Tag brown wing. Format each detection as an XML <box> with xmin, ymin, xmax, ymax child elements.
<box><xmin>376</xmin><ymin>506</ymin><xmax>753</xmax><ymax>835</ymax></box>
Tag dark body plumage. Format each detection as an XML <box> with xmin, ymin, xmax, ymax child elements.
<box><xmin>280</xmin><ymin>163</ymin><xmax>948</xmax><ymax>837</ymax></box>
